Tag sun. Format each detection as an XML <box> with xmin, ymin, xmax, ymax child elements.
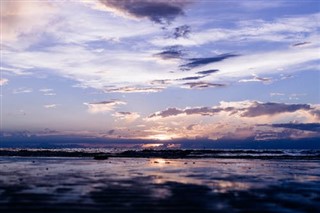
<box><xmin>151</xmin><ymin>134</ymin><xmax>172</xmax><ymax>141</ymax></box>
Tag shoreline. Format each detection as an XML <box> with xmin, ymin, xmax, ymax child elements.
<box><xmin>0</xmin><ymin>149</ymin><xmax>319</xmax><ymax>160</ymax></box>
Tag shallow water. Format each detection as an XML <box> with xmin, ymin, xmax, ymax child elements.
<box><xmin>0</xmin><ymin>157</ymin><xmax>319</xmax><ymax>212</ymax></box>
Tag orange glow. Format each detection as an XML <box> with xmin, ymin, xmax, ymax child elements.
<box><xmin>142</xmin><ymin>143</ymin><xmax>163</xmax><ymax>148</ymax></box>
<box><xmin>149</xmin><ymin>134</ymin><xmax>174</xmax><ymax>141</ymax></box>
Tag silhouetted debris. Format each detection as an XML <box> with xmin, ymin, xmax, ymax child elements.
<box><xmin>94</xmin><ymin>155</ymin><xmax>109</xmax><ymax>160</ymax></box>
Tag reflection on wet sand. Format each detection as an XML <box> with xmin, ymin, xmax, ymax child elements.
<box><xmin>0</xmin><ymin>157</ymin><xmax>319</xmax><ymax>212</ymax></box>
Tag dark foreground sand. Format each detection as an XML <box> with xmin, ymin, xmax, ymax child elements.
<box><xmin>0</xmin><ymin>157</ymin><xmax>319</xmax><ymax>213</ymax></box>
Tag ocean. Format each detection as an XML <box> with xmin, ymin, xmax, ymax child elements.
<box><xmin>0</xmin><ymin>149</ymin><xmax>319</xmax><ymax>212</ymax></box>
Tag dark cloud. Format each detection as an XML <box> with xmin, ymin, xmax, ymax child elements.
<box><xmin>173</xmin><ymin>24</ymin><xmax>191</xmax><ymax>38</ymax></box>
<box><xmin>184</xmin><ymin>107</ymin><xmax>223</xmax><ymax>115</ymax></box>
<box><xmin>150</xmin><ymin>79</ymin><xmax>171</xmax><ymax>85</ymax></box>
<box><xmin>181</xmin><ymin>53</ymin><xmax>239</xmax><ymax>70</ymax></box>
<box><xmin>149</xmin><ymin>107</ymin><xmax>184</xmax><ymax>118</ymax></box>
<box><xmin>255</xmin><ymin>76</ymin><xmax>271</xmax><ymax>82</ymax></box>
<box><xmin>149</xmin><ymin>106</ymin><xmax>234</xmax><ymax>118</ymax></box>
<box><xmin>108</xmin><ymin>129</ymin><xmax>115</xmax><ymax>135</ymax></box>
<box><xmin>292</xmin><ymin>41</ymin><xmax>311</xmax><ymax>47</ymax></box>
<box><xmin>154</xmin><ymin>45</ymin><xmax>185</xmax><ymax>60</ymax></box>
<box><xmin>178</xmin><ymin>75</ymin><xmax>206</xmax><ymax>81</ymax></box>
<box><xmin>271</xmin><ymin>123</ymin><xmax>320</xmax><ymax>132</ymax></box>
<box><xmin>99</xmin><ymin>0</ymin><xmax>192</xmax><ymax>24</ymax></box>
<box><xmin>90</xmin><ymin>100</ymin><xmax>118</xmax><ymax>105</ymax></box>
<box><xmin>149</xmin><ymin>101</ymin><xmax>318</xmax><ymax>119</ymax></box>
<box><xmin>196</xmin><ymin>69</ymin><xmax>219</xmax><ymax>75</ymax></box>
<box><xmin>116</xmin><ymin>112</ymin><xmax>133</xmax><ymax>115</ymax></box>
<box><xmin>186</xmin><ymin>124</ymin><xmax>196</xmax><ymax>130</ymax></box>
<box><xmin>183</xmin><ymin>81</ymin><xmax>226</xmax><ymax>89</ymax></box>
<box><xmin>242</xmin><ymin>102</ymin><xmax>311</xmax><ymax>117</ymax></box>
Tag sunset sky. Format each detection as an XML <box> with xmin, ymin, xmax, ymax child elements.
<box><xmin>1</xmin><ymin>0</ymin><xmax>319</xmax><ymax>148</ymax></box>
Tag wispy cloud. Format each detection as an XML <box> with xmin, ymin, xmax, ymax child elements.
<box><xmin>270</xmin><ymin>93</ymin><xmax>285</xmax><ymax>97</ymax></box>
<box><xmin>196</xmin><ymin>69</ymin><xmax>219</xmax><ymax>75</ymax></box>
<box><xmin>84</xmin><ymin>100</ymin><xmax>126</xmax><ymax>113</ymax></box>
<box><xmin>153</xmin><ymin>45</ymin><xmax>185</xmax><ymax>60</ymax></box>
<box><xmin>112</xmin><ymin>111</ymin><xmax>140</xmax><ymax>123</ymax></box>
<box><xmin>0</xmin><ymin>78</ymin><xmax>9</xmax><ymax>86</ymax></box>
<box><xmin>39</xmin><ymin>88</ymin><xmax>54</xmax><ymax>93</ymax></box>
<box><xmin>292</xmin><ymin>41</ymin><xmax>312</xmax><ymax>47</ymax></box>
<box><xmin>177</xmin><ymin>75</ymin><xmax>206</xmax><ymax>81</ymax></box>
<box><xmin>105</xmin><ymin>86</ymin><xmax>164</xmax><ymax>93</ymax></box>
<box><xmin>13</xmin><ymin>87</ymin><xmax>33</xmax><ymax>94</ymax></box>
<box><xmin>152</xmin><ymin>13</ymin><xmax>320</xmax><ymax>47</ymax></box>
<box><xmin>39</xmin><ymin>88</ymin><xmax>56</xmax><ymax>96</ymax></box>
<box><xmin>0</xmin><ymin>66</ymin><xmax>31</xmax><ymax>75</ymax></box>
<box><xmin>180</xmin><ymin>53</ymin><xmax>239</xmax><ymax>70</ymax></box>
<box><xmin>182</xmin><ymin>82</ymin><xmax>226</xmax><ymax>89</ymax></box>
<box><xmin>239</xmin><ymin>74</ymin><xmax>272</xmax><ymax>83</ymax></box>
<box><xmin>44</xmin><ymin>104</ymin><xmax>57</xmax><ymax>109</ymax></box>
<box><xmin>1</xmin><ymin>1</ymin><xmax>56</xmax><ymax>46</ymax></box>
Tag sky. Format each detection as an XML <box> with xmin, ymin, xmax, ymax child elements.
<box><xmin>0</xmin><ymin>0</ymin><xmax>320</xmax><ymax>148</ymax></box>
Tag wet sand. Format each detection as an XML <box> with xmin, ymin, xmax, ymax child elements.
<box><xmin>0</xmin><ymin>157</ymin><xmax>319</xmax><ymax>212</ymax></box>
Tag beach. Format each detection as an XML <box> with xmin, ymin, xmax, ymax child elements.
<box><xmin>0</xmin><ymin>155</ymin><xmax>319</xmax><ymax>213</ymax></box>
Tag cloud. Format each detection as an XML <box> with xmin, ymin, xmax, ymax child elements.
<box><xmin>177</xmin><ymin>75</ymin><xmax>206</xmax><ymax>81</ymax></box>
<box><xmin>148</xmin><ymin>101</ymin><xmax>318</xmax><ymax>119</ymax></box>
<box><xmin>97</xmin><ymin>0</ymin><xmax>192</xmax><ymax>24</ymax></box>
<box><xmin>271</xmin><ymin>123</ymin><xmax>320</xmax><ymax>132</ymax></box>
<box><xmin>292</xmin><ymin>42</ymin><xmax>312</xmax><ymax>47</ymax></box>
<box><xmin>39</xmin><ymin>88</ymin><xmax>54</xmax><ymax>93</ymax></box>
<box><xmin>288</xmin><ymin>93</ymin><xmax>306</xmax><ymax>101</ymax></box>
<box><xmin>144</xmin><ymin>101</ymin><xmax>320</xmax><ymax>140</ymax></box>
<box><xmin>0</xmin><ymin>66</ymin><xmax>31</xmax><ymax>75</ymax></box>
<box><xmin>105</xmin><ymin>86</ymin><xmax>164</xmax><ymax>93</ymax></box>
<box><xmin>151</xmin><ymin>13</ymin><xmax>320</xmax><ymax>47</ymax></box>
<box><xmin>113</xmin><ymin>112</ymin><xmax>140</xmax><ymax>123</ymax></box>
<box><xmin>0</xmin><ymin>78</ymin><xmax>9</xmax><ymax>86</ymax></box>
<box><xmin>239</xmin><ymin>74</ymin><xmax>272</xmax><ymax>83</ymax></box>
<box><xmin>13</xmin><ymin>87</ymin><xmax>33</xmax><ymax>94</ymax></box>
<box><xmin>39</xmin><ymin>88</ymin><xmax>56</xmax><ymax>96</ymax></box>
<box><xmin>1</xmin><ymin>1</ymin><xmax>56</xmax><ymax>44</ymax></box>
<box><xmin>197</xmin><ymin>46</ymin><xmax>319</xmax><ymax>83</ymax></box>
<box><xmin>196</xmin><ymin>69</ymin><xmax>219</xmax><ymax>75</ymax></box>
<box><xmin>44</xmin><ymin>104</ymin><xmax>57</xmax><ymax>109</ymax></box>
<box><xmin>153</xmin><ymin>45</ymin><xmax>185</xmax><ymax>60</ymax></box>
<box><xmin>270</xmin><ymin>93</ymin><xmax>285</xmax><ymax>97</ymax></box>
<box><xmin>43</xmin><ymin>93</ymin><xmax>56</xmax><ymax>96</ymax></box>
<box><xmin>148</xmin><ymin>106</ymin><xmax>233</xmax><ymax>119</ymax></box>
<box><xmin>149</xmin><ymin>107</ymin><xmax>184</xmax><ymax>118</ymax></box>
<box><xmin>84</xmin><ymin>100</ymin><xmax>126</xmax><ymax>113</ymax></box>
<box><xmin>180</xmin><ymin>53</ymin><xmax>239</xmax><ymax>70</ymax></box>
<box><xmin>150</xmin><ymin>79</ymin><xmax>172</xmax><ymax>85</ymax></box>
<box><xmin>173</xmin><ymin>25</ymin><xmax>191</xmax><ymax>38</ymax></box>
<box><xmin>241</xmin><ymin>102</ymin><xmax>312</xmax><ymax>117</ymax></box>
<box><xmin>182</xmin><ymin>82</ymin><xmax>226</xmax><ymax>89</ymax></box>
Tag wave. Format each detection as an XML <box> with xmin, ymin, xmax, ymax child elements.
<box><xmin>0</xmin><ymin>148</ymin><xmax>319</xmax><ymax>159</ymax></box>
